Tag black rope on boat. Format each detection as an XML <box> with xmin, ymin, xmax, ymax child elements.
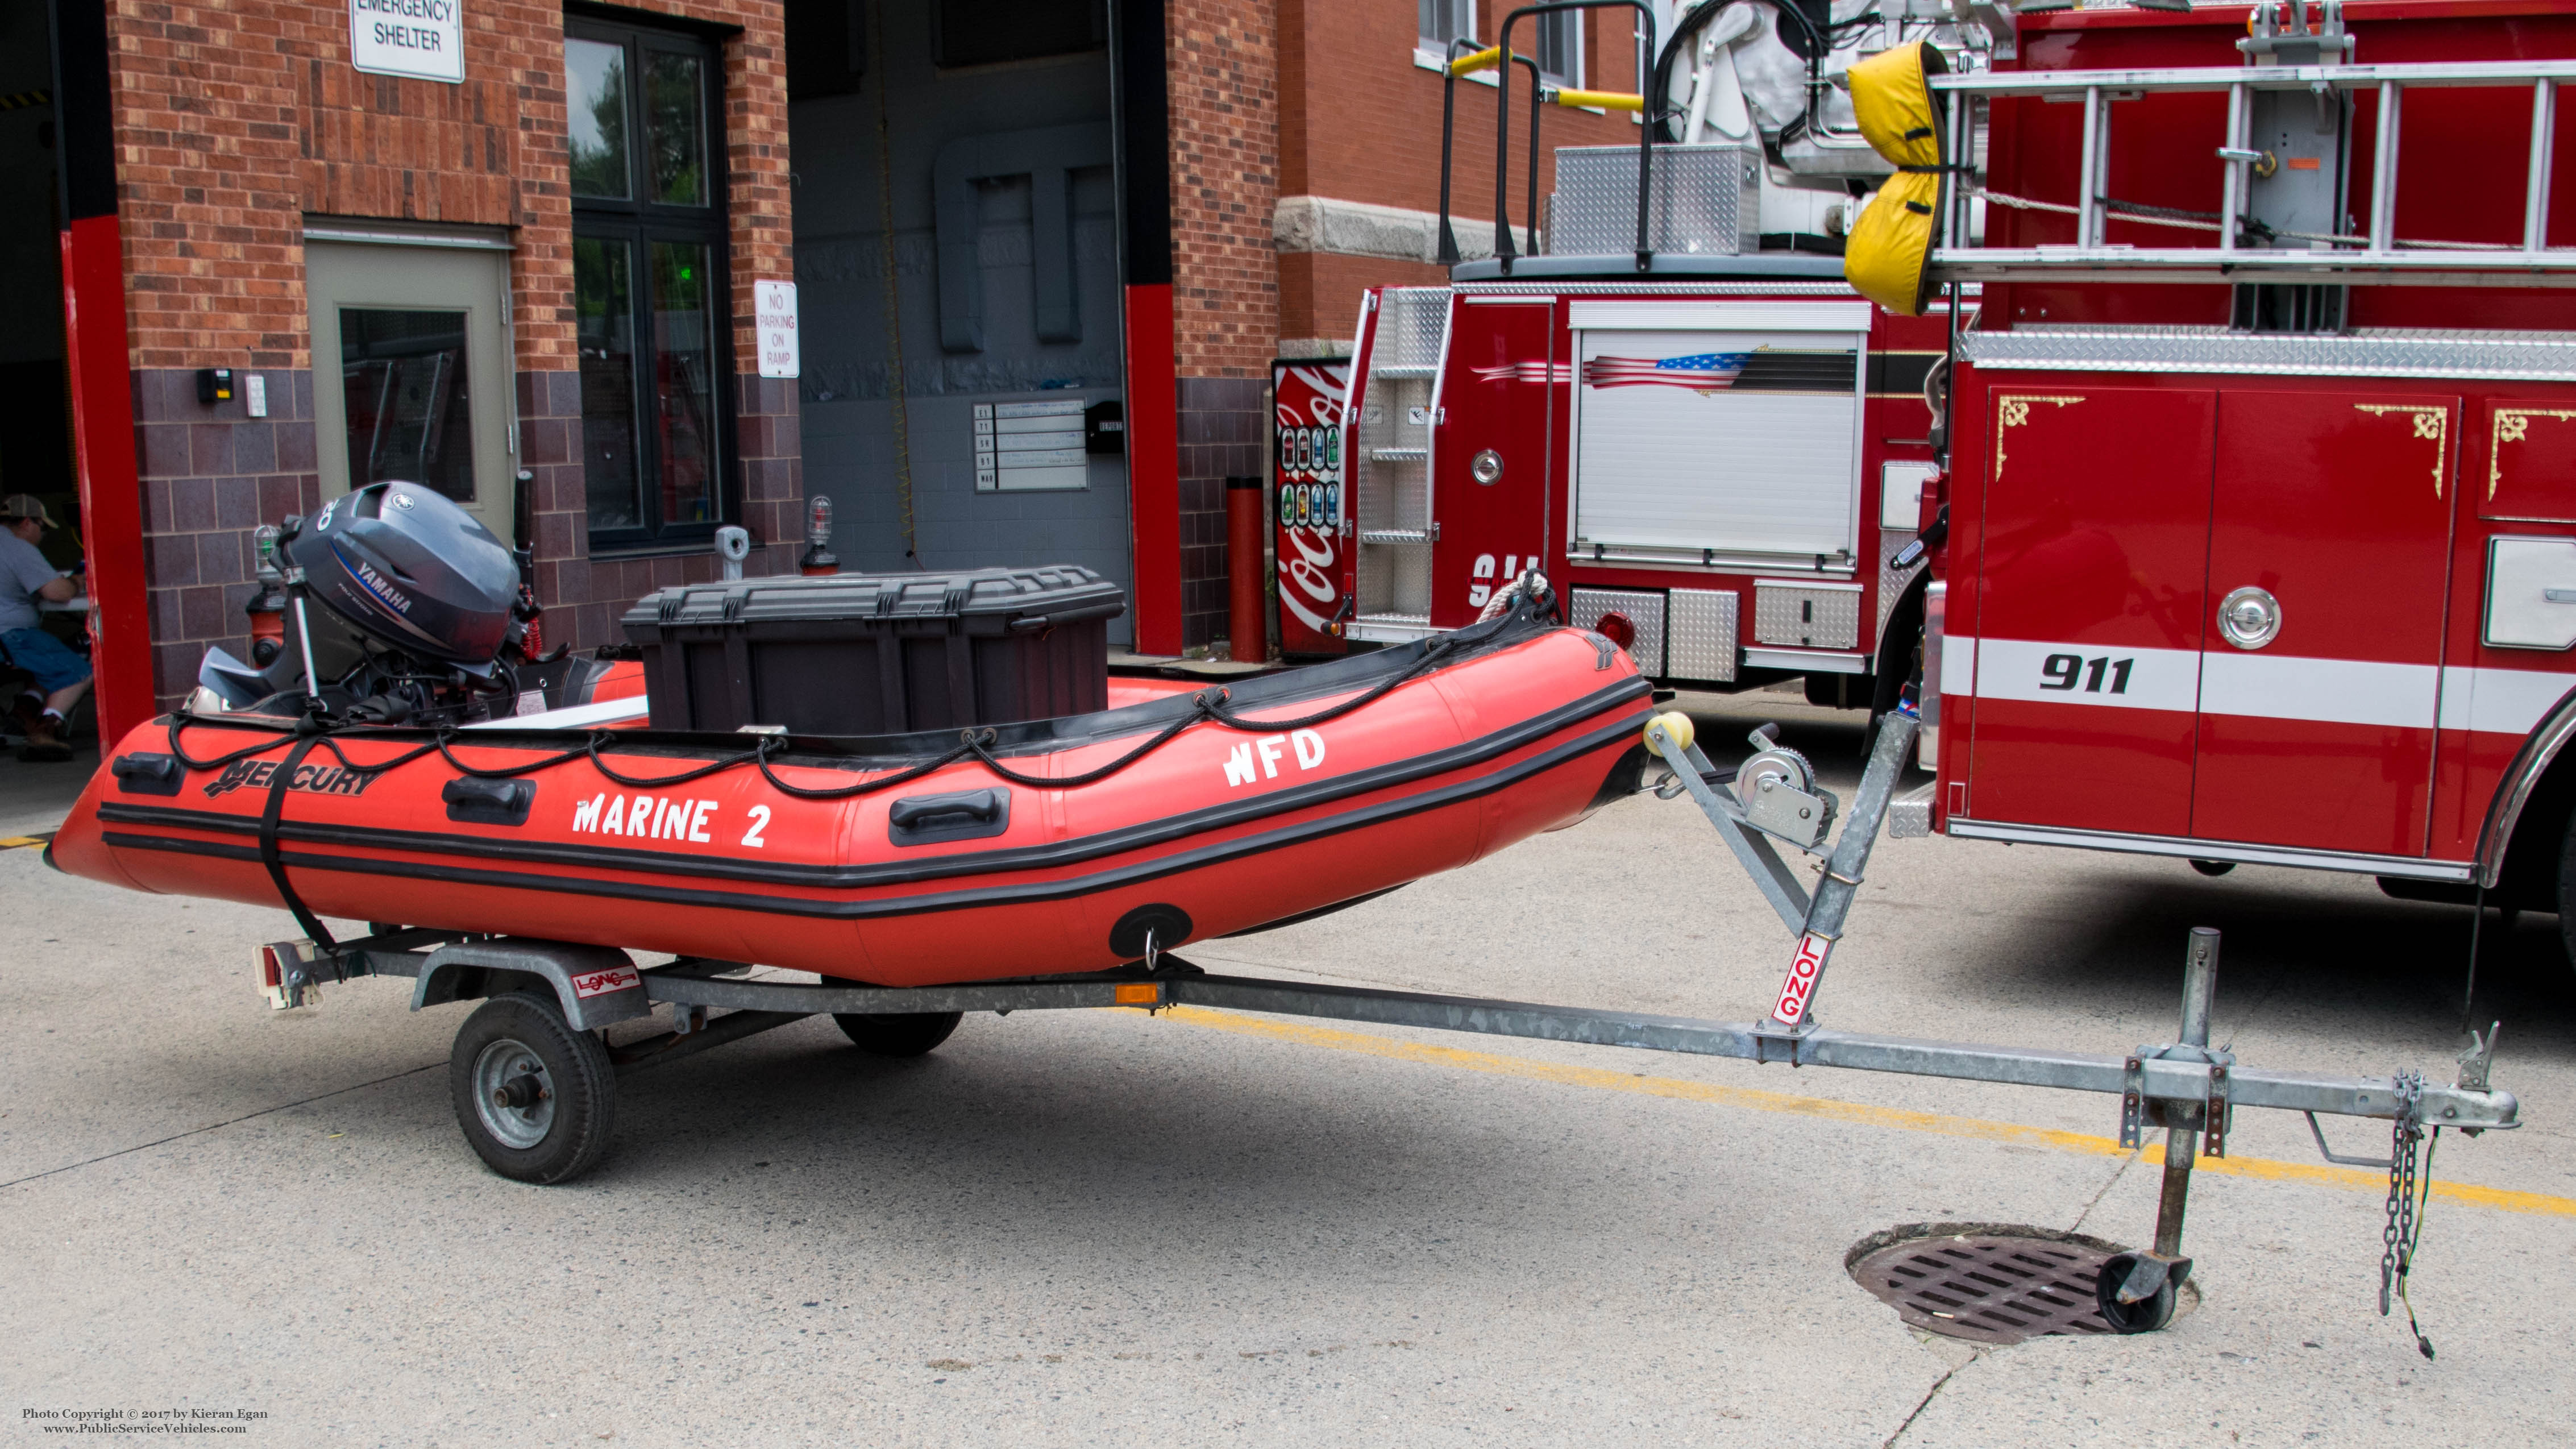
<box><xmin>965</xmin><ymin>694</ymin><xmax>1219</xmax><ymax>789</ymax></box>
<box><xmin>1200</xmin><ymin>636</ymin><xmax>1460</xmax><ymax>734</ymax></box>
<box><xmin>957</xmin><ymin>632</ymin><xmax>1465</xmax><ymax>788</ymax></box>
<box><xmin>434</xmin><ymin>731</ymin><xmax>610</xmax><ymax>780</ymax></box>
<box><xmin>166</xmin><ymin>710</ymin><xmax>449</xmax><ymax>781</ymax></box>
<box><xmin>584</xmin><ymin>733</ymin><xmax>774</xmax><ymax>790</ymax></box>
<box><xmin>754</xmin><ymin>736</ymin><xmax>978</xmax><ymax>800</ymax></box>
<box><xmin>164</xmin><ymin>709</ymin><xmax>336</xmax><ymax>773</ymax></box>
<box><xmin>157</xmin><ymin>597</ymin><xmax>1539</xmax><ymax>832</ymax></box>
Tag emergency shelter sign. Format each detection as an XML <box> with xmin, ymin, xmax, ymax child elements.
<box><xmin>350</xmin><ymin>0</ymin><xmax>464</xmax><ymax>84</ymax></box>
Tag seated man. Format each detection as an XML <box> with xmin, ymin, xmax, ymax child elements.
<box><xmin>1</xmin><ymin>494</ymin><xmax>90</xmax><ymax>762</ymax></box>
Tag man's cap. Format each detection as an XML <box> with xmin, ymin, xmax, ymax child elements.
<box><xmin>0</xmin><ymin>494</ymin><xmax>53</xmax><ymax>528</ymax></box>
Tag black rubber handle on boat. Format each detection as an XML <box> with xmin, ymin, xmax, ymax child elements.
<box><xmin>890</xmin><ymin>789</ymin><xmax>1003</xmax><ymax>829</ymax></box>
<box><xmin>886</xmin><ymin>787</ymin><xmax>1013</xmax><ymax>845</ymax></box>
<box><xmin>111</xmin><ymin>752</ymin><xmax>185</xmax><ymax>796</ymax></box>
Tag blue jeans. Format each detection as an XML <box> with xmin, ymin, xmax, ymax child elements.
<box><xmin>1</xmin><ymin>627</ymin><xmax>92</xmax><ymax>695</ymax></box>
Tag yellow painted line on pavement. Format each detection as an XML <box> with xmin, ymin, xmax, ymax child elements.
<box><xmin>1154</xmin><ymin>1004</ymin><xmax>2576</xmax><ymax>1220</ymax></box>
<box><xmin>1</xmin><ymin>832</ymin><xmax>52</xmax><ymax>850</ymax></box>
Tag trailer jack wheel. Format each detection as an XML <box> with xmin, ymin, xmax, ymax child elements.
<box><xmin>833</xmin><ymin>1011</ymin><xmax>963</xmax><ymax>1058</ymax></box>
<box><xmin>449</xmin><ymin>991</ymin><xmax>618</xmax><ymax>1185</ymax></box>
<box><xmin>2093</xmin><ymin>1252</ymin><xmax>2180</xmax><ymax>1334</ymax></box>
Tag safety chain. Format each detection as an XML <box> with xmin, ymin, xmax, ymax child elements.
<box><xmin>2379</xmin><ymin>1070</ymin><xmax>2439</xmax><ymax>1360</ymax></box>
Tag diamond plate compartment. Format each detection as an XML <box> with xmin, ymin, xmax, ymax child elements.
<box><xmin>1666</xmin><ymin>588</ymin><xmax>1738</xmax><ymax>682</ymax></box>
<box><xmin>1569</xmin><ymin>586</ymin><xmax>1667</xmax><ymax>676</ymax></box>
<box><xmin>1753</xmin><ymin>580</ymin><xmax>1862</xmax><ymax>651</ymax></box>
<box><xmin>1550</xmin><ymin>144</ymin><xmax>1755</xmax><ymax>259</ymax></box>
<box><xmin>1847</xmin><ymin>1223</ymin><xmax>2196</xmax><ymax>1346</ymax></box>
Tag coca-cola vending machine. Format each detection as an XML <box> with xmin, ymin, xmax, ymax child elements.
<box><xmin>1272</xmin><ymin>357</ymin><xmax>1351</xmax><ymax>655</ymax></box>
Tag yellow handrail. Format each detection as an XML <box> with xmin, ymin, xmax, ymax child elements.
<box><xmin>1448</xmin><ymin>44</ymin><xmax>1504</xmax><ymax>76</ymax></box>
<box><xmin>1550</xmin><ymin>88</ymin><xmax>1644</xmax><ymax>112</ymax></box>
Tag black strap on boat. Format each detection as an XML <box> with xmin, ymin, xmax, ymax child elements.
<box><xmin>258</xmin><ymin>731</ymin><xmax>339</xmax><ymax>952</ymax></box>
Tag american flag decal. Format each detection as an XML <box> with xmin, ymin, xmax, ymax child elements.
<box><xmin>1582</xmin><ymin>352</ymin><xmax>1753</xmax><ymax>391</ymax></box>
<box><xmin>1469</xmin><ymin>362</ymin><xmax>1575</xmax><ymax>384</ymax></box>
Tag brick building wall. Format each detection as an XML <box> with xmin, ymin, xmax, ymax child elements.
<box><xmin>1147</xmin><ymin>0</ymin><xmax>1647</xmax><ymax>651</ymax></box>
<box><xmin>1276</xmin><ymin>0</ymin><xmax>1643</xmax><ymax>347</ymax></box>
<box><xmin>1166</xmin><ymin>0</ymin><xmax>1278</xmax><ymax>650</ymax></box>
<box><xmin>102</xmin><ymin>0</ymin><xmax>798</xmax><ymax>704</ymax></box>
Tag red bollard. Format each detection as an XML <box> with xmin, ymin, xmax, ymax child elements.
<box><xmin>1227</xmin><ymin>475</ymin><xmax>1268</xmax><ymax>664</ymax></box>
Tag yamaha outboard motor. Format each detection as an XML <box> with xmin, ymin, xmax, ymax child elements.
<box><xmin>288</xmin><ymin>481</ymin><xmax>521</xmax><ymax>670</ymax></box>
<box><xmin>200</xmin><ymin>482</ymin><xmax>535</xmax><ymax>724</ymax></box>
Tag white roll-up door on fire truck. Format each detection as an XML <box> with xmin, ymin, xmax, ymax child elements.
<box><xmin>1565</xmin><ymin>301</ymin><xmax>1870</xmax><ymax>571</ymax></box>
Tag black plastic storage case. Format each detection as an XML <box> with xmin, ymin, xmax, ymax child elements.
<box><xmin>619</xmin><ymin>566</ymin><xmax>1127</xmax><ymax>734</ymax></box>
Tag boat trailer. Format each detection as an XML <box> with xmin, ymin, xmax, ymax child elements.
<box><xmin>260</xmin><ymin>712</ymin><xmax>2519</xmax><ymax>1334</ymax></box>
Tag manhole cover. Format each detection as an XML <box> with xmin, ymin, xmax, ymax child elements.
<box><xmin>1846</xmin><ymin>1223</ymin><xmax>2193</xmax><ymax>1346</ymax></box>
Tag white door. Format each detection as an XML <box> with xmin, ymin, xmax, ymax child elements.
<box><xmin>307</xmin><ymin>240</ymin><xmax>517</xmax><ymax>546</ymax></box>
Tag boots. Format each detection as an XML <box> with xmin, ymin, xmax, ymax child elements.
<box><xmin>19</xmin><ymin>710</ymin><xmax>72</xmax><ymax>762</ymax></box>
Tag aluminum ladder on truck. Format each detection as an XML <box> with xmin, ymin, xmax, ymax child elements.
<box><xmin>1347</xmin><ymin>286</ymin><xmax>1449</xmax><ymax>642</ymax></box>
<box><xmin>1920</xmin><ymin>6</ymin><xmax>2576</xmax><ymax>290</ymax></box>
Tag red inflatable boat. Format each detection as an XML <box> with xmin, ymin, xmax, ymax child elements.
<box><xmin>51</xmin><ymin>608</ymin><xmax>1652</xmax><ymax>986</ymax></box>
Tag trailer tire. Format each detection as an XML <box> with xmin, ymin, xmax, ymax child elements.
<box><xmin>834</xmin><ymin>1011</ymin><xmax>963</xmax><ymax>1057</ymax></box>
<box><xmin>448</xmin><ymin>990</ymin><xmax>618</xmax><ymax>1185</ymax></box>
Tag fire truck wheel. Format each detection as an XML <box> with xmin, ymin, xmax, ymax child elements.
<box><xmin>2558</xmin><ymin>811</ymin><xmax>2576</xmax><ymax>966</ymax></box>
<box><xmin>2188</xmin><ymin>860</ymin><xmax>2236</xmax><ymax>877</ymax></box>
<box><xmin>448</xmin><ymin>991</ymin><xmax>618</xmax><ymax>1185</ymax></box>
<box><xmin>834</xmin><ymin>1011</ymin><xmax>965</xmax><ymax>1057</ymax></box>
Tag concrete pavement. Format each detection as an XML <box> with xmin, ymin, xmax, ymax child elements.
<box><xmin>2</xmin><ymin>690</ymin><xmax>2570</xmax><ymax>1447</ymax></box>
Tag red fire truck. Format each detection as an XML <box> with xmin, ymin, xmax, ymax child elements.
<box><xmin>1299</xmin><ymin>3</ymin><xmax>1985</xmax><ymax>711</ymax></box>
<box><xmin>1311</xmin><ymin>0</ymin><xmax>2576</xmax><ymax>957</ymax></box>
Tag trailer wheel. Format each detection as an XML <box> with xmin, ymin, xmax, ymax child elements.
<box><xmin>448</xmin><ymin>990</ymin><xmax>617</xmax><ymax>1185</ymax></box>
<box><xmin>833</xmin><ymin>1011</ymin><xmax>963</xmax><ymax>1057</ymax></box>
<box><xmin>2092</xmin><ymin>1253</ymin><xmax>2178</xmax><ymax>1334</ymax></box>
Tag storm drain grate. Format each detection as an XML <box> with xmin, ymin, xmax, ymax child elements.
<box><xmin>1846</xmin><ymin>1224</ymin><xmax>2168</xmax><ymax>1346</ymax></box>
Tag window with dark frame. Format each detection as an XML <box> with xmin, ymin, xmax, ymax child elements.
<box><xmin>1534</xmin><ymin>9</ymin><xmax>1580</xmax><ymax>85</ymax></box>
<box><xmin>1419</xmin><ymin>0</ymin><xmax>1474</xmax><ymax>51</ymax></box>
<box><xmin>567</xmin><ymin>16</ymin><xmax>732</xmax><ymax>551</ymax></box>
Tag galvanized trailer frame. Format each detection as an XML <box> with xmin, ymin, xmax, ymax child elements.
<box><xmin>266</xmin><ymin>712</ymin><xmax>2518</xmax><ymax>1332</ymax></box>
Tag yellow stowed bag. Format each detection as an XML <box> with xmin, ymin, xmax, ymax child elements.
<box><xmin>1842</xmin><ymin>40</ymin><xmax>1950</xmax><ymax>317</ymax></box>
